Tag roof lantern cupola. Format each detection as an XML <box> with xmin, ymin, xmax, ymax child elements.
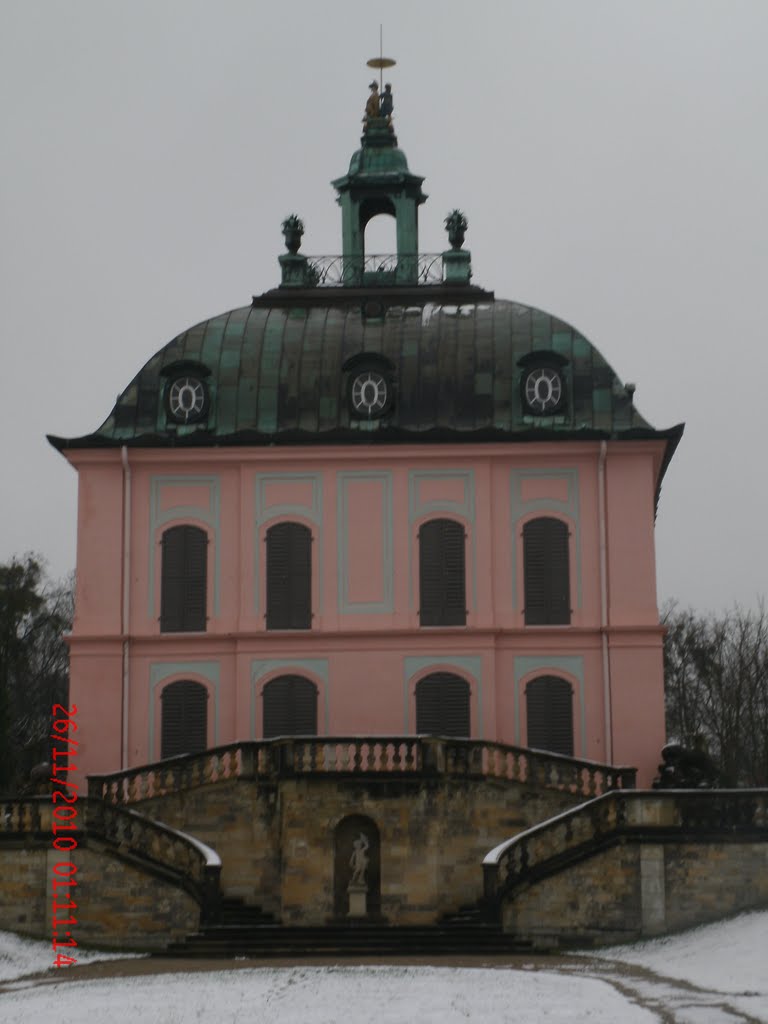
<box><xmin>276</xmin><ymin>56</ymin><xmax>474</xmax><ymax>292</ymax></box>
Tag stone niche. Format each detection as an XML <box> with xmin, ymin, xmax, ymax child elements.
<box><xmin>333</xmin><ymin>814</ymin><xmax>381</xmax><ymax>920</ymax></box>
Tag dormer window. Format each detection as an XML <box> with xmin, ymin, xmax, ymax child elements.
<box><xmin>350</xmin><ymin>369</ymin><xmax>389</xmax><ymax>417</ymax></box>
<box><xmin>343</xmin><ymin>352</ymin><xmax>395</xmax><ymax>420</ymax></box>
<box><xmin>168</xmin><ymin>376</ymin><xmax>207</xmax><ymax>423</ymax></box>
<box><xmin>161</xmin><ymin>360</ymin><xmax>212</xmax><ymax>426</ymax></box>
<box><xmin>524</xmin><ymin>367</ymin><xmax>563</xmax><ymax>414</ymax></box>
<box><xmin>518</xmin><ymin>351</ymin><xmax>568</xmax><ymax>417</ymax></box>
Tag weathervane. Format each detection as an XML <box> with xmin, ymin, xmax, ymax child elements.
<box><xmin>367</xmin><ymin>25</ymin><xmax>396</xmax><ymax>91</ymax></box>
<box><xmin>365</xmin><ymin>27</ymin><xmax>396</xmax><ymax>126</ymax></box>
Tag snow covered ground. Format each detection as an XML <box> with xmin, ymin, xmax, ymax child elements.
<box><xmin>0</xmin><ymin>912</ymin><xmax>765</xmax><ymax>1023</ymax></box>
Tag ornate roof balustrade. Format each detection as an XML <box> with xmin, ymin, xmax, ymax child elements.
<box><xmin>278</xmin><ymin>252</ymin><xmax>454</xmax><ymax>289</ymax></box>
<box><xmin>87</xmin><ymin>737</ymin><xmax>636</xmax><ymax>807</ymax></box>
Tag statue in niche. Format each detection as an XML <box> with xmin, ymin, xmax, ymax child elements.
<box><xmin>364</xmin><ymin>80</ymin><xmax>380</xmax><ymax>121</ymax></box>
<box><xmin>349</xmin><ymin>832</ymin><xmax>370</xmax><ymax>886</ymax></box>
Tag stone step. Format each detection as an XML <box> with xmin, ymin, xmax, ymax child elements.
<box><xmin>161</xmin><ymin>924</ymin><xmax>531</xmax><ymax>958</ymax></box>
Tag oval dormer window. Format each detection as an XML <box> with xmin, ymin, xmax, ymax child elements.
<box><xmin>524</xmin><ymin>367</ymin><xmax>563</xmax><ymax>414</ymax></box>
<box><xmin>167</xmin><ymin>376</ymin><xmax>208</xmax><ymax>424</ymax></box>
<box><xmin>350</xmin><ymin>369</ymin><xmax>389</xmax><ymax>418</ymax></box>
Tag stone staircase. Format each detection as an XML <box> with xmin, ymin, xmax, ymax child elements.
<box><xmin>160</xmin><ymin>898</ymin><xmax>528</xmax><ymax>958</ymax></box>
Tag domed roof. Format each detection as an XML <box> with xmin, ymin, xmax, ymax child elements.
<box><xmin>49</xmin><ymin>91</ymin><xmax>682</xmax><ymax>489</ymax></box>
<box><xmin>48</xmin><ymin>296</ymin><xmax>682</xmax><ymax>455</ymax></box>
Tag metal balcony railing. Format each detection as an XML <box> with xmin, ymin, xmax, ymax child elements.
<box><xmin>304</xmin><ymin>253</ymin><xmax>445</xmax><ymax>287</ymax></box>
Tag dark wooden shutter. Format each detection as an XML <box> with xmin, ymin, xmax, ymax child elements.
<box><xmin>419</xmin><ymin>519</ymin><xmax>466</xmax><ymax>626</ymax></box>
<box><xmin>415</xmin><ymin>673</ymin><xmax>470</xmax><ymax>737</ymax></box>
<box><xmin>161</xmin><ymin>680</ymin><xmax>208</xmax><ymax>758</ymax></box>
<box><xmin>160</xmin><ymin>525</ymin><xmax>207</xmax><ymax>632</ymax></box>
<box><xmin>266</xmin><ymin>523</ymin><xmax>312</xmax><ymax>629</ymax></box>
<box><xmin>263</xmin><ymin>675</ymin><xmax>318</xmax><ymax>737</ymax></box>
<box><xmin>526</xmin><ymin>675</ymin><xmax>574</xmax><ymax>756</ymax></box>
<box><xmin>523</xmin><ymin>517</ymin><xmax>570</xmax><ymax>625</ymax></box>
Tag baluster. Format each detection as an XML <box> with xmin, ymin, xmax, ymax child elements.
<box><xmin>587</xmin><ymin>767</ymin><xmax>598</xmax><ymax>797</ymax></box>
<box><xmin>353</xmin><ymin>740</ymin><xmax>363</xmax><ymax>771</ymax></box>
<box><xmin>366</xmin><ymin>742</ymin><xmax>376</xmax><ymax>771</ymax></box>
<box><xmin>392</xmin><ymin>741</ymin><xmax>402</xmax><ymax>771</ymax></box>
<box><xmin>404</xmin><ymin>740</ymin><xmax>414</xmax><ymax>771</ymax></box>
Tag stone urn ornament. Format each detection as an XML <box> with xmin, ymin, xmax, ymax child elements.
<box><xmin>445</xmin><ymin>209</ymin><xmax>468</xmax><ymax>250</ymax></box>
<box><xmin>281</xmin><ymin>214</ymin><xmax>305</xmax><ymax>254</ymax></box>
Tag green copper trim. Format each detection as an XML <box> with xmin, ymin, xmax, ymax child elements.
<box><xmin>253</xmin><ymin>473</ymin><xmax>323</xmax><ymax>616</ymax></box>
<box><xmin>250</xmin><ymin>658</ymin><xmax>329</xmax><ymax>738</ymax></box>
<box><xmin>337</xmin><ymin>471</ymin><xmax>394</xmax><ymax>614</ymax></box>
<box><xmin>513</xmin><ymin>655</ymin><xmax>585</xmax><ymax>754</ymax></box>
<box><xmin>148</xmin><ymin>476</ymin><xmax>221</xmax><ymax>620</ymax></box>
<box><xmin>403</xmin><ymin>655</ymin><xmax>483</xmax><ymax>738</ymax></box>
<box><xmin>148</xmin><ymin>660</ymin><xmax>220</xmax><ymax>759</ymax></box>
<box><xmin>510</xmin><ymin>468</ymin><xmax>581</xmax><ymax>611</ymax></box>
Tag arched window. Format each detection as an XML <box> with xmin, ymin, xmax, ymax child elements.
<box><xmin>160</xmin><ymin>525</ymin><xmax>207</xmax><ymax>632</ymax></box>
<box><xmin>266</xmin><ymin>522</ymin><xmax>312</xmax><ymax>630</ymax></box>
<box><xmin>525</xmin><ymin>675</ymin><xmax>574</xmax><ymax>756</ymax></box>
<box><xmin>415</xmin><ymin>672</ymin><xmax>470</xmax><ymax>737</ymax></box>
<box><xmin>418</xmin><ymin>518</ymin><xmax>466</xmax><ymax>626</ymax></box>
<box><xmin>523</xmin><ymin>517</ymin><xmax>570</xmax><ymax>625</ymax></box>
<box><xmin>262</xmin><ymin>675</ymin><xmax>318</xmax><ymax>737</ymax></box>
<box><xmin>160</xmin><ymin>680</ymin><xmax>208</xmax><ymax>759</ymax></box>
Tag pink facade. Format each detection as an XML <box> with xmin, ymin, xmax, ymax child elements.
<box><xmin>64</xmin><ymin>439</ymin><xmax>668</xmax><ymax>786</ymax></box>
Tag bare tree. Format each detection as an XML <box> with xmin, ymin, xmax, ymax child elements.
<box><xmin>663</xmin><ymin>602</ymin><xmax>768</xmax><ymax>786</ymax></box>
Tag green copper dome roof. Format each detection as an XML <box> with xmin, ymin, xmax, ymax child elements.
<box><xmin>48</xmin><ymin>297</ymin><xmax>682</xmax><ymax>459</ymax></box>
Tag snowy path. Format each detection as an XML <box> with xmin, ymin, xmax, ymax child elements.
<box><xmin>0</xmin><ymin>912</ymin><xmax>765</xmax><ymax>1023</ymax></box>
<box><xmin>562</xmin><ymin>959</ymin><xmax>766</xmax><ymax>1023</ymax></box>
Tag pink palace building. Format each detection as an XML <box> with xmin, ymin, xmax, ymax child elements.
<box><xmin>49</xmin><ymin>96</ymin><xmax>683</xmax><ymax>790</ymax></box>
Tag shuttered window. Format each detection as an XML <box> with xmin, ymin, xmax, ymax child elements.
<box><xmin>263</xmin><ymin>675</ymin><xmax>318</xmax><ymax>737</ymax></box>
<box><xmin>160</xmin><ymin>525</ymin><xmax>207</xmax><ymax>632</ymax></box>
<box><xmin>160</xmin><ymin>680</ymin><xmax>208</xmax><ymax>759</ymax></box>
<box><xmin>415</xmin><ymin>673</ymin><xmax>471</xmax><ymax>737</ymax></box>
<box><xmin>266</xmin><ymin>522</ymin><xmax>312</xmax><ymax>629</ymax></box>
<box><xmin>419</xmin><ymin>518</ymin><xmax>466</xmax><ymax>626</ymax></box>
<box><xmin>526</xmin><ymin>675</ymin><xmax>574</xmax><ymax>756</ymax></box>
<box><xmin>523</xmin><ymin>517</ymin><xmax>571</xmax><ymax>625</ymax></box>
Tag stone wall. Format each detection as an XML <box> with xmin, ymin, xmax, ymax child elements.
<box><xmin>0</xmin><ymin>846</ymin><xmax>47</xmax><ymax>938</ymax></box>
<box><xmin>136</xmin><ymin>774</ymin><xmax>577</xmax><ymax>924</ymax></box>
<box><xmin>503</xmin><ymin>838</ymin><xmax>768</xmax><ymax>948</ymax></box>
<box><xmin>0</xmin><ymin>841</ymin><xmax>199</xmax><ymax>950</ymax></box>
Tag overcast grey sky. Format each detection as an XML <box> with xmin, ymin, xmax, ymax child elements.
<box><xmin>1</xmin><ymin>0</ymin><xmax>766</xmax><ymax>612</ymax></box>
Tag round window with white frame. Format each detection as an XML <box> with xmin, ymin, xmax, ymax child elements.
<box><xmin>524</xmin><ymin>367</ymin><xmax>563</xmax><ymax>414</ymax></box>
<box><xmin>350</xmin><ymin>369</ymin><xmax>389</xmax><ymax>419</ymax></box>
<box><xmin>167</xmin><ymin>376</ymin><xmax>207</xmax><ymax>423</ymax></box>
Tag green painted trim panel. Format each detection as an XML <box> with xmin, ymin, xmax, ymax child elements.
<box><xmin>337</xmin><ymin>471</ymin><xmax>394</xmax><ymax>614</ymax></box>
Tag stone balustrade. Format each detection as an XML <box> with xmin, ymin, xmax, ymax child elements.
<box><xmin>0</xmin><ymin>796</ymin><xmax>221</xmax><ymax>923</ymax></box>
<box><xmin>483</xmin><ymin>788</ymin><xmax>768</xmax><ymax>906</ymax></box>
<box><xmin>89</xmin><ymin>737</ymin><xmax>635</xmax><ymax>807</ymax></box>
